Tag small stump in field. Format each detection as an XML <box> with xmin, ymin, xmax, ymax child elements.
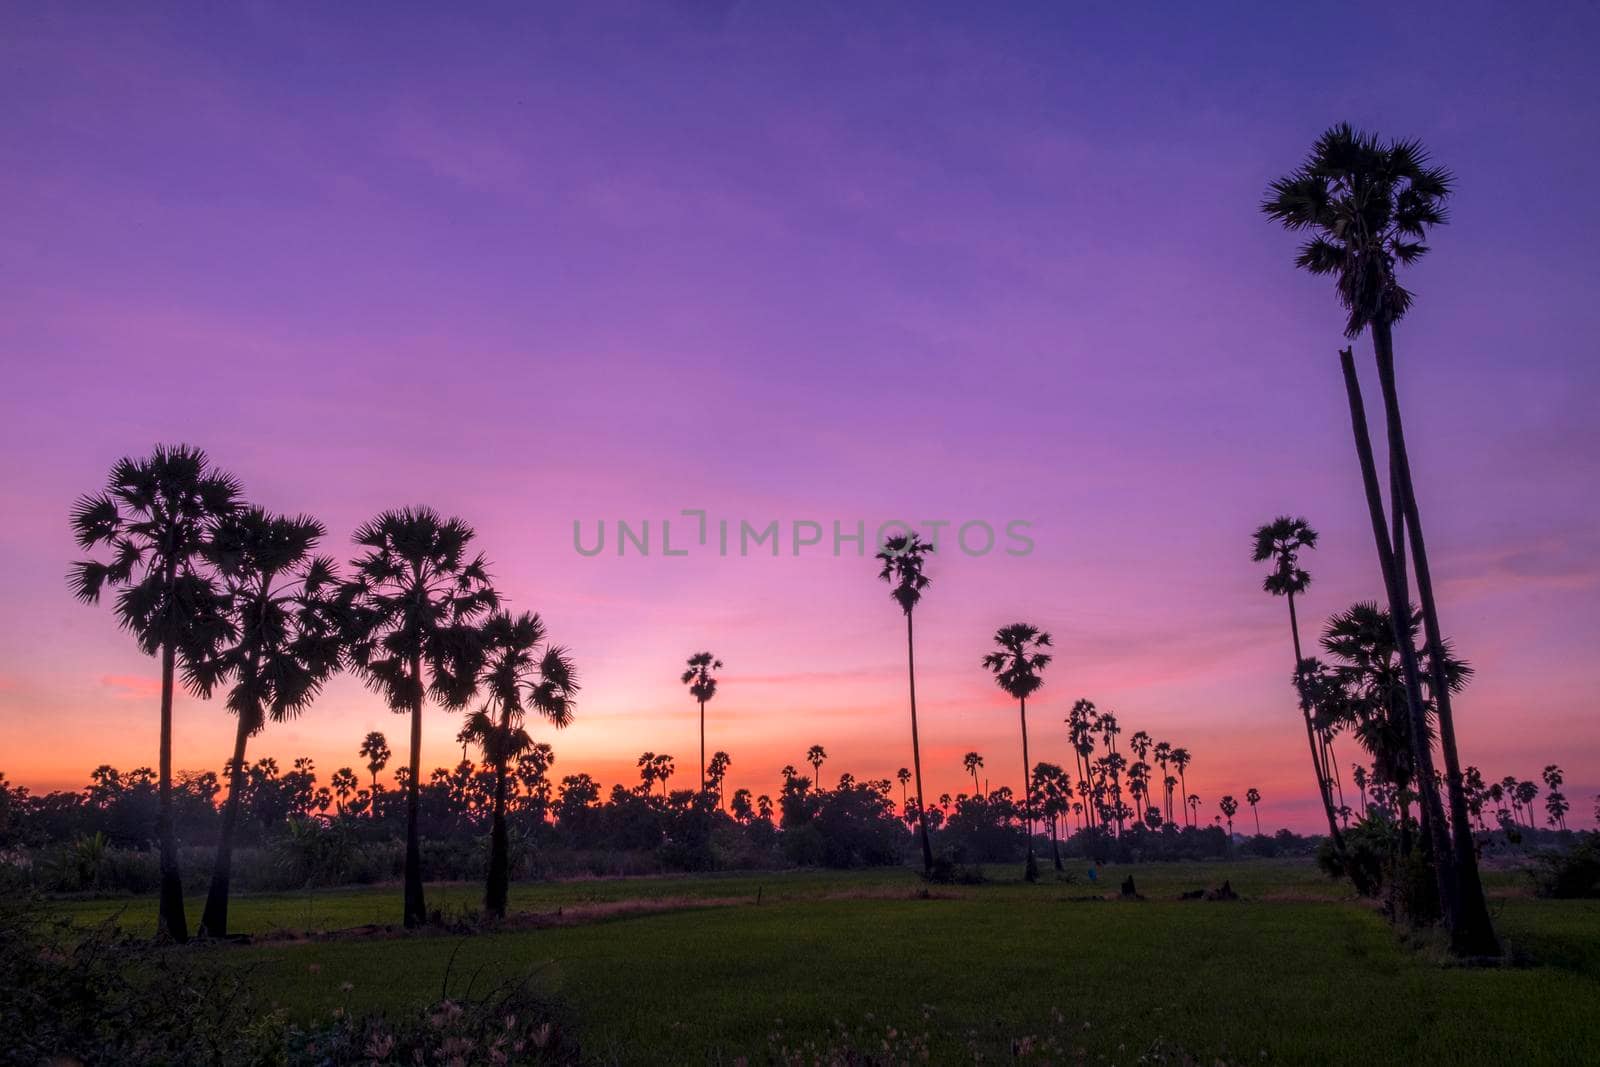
<box><xmin>1205</xmin><ymin>879</ymin><xmax>1239</xmax><ymax>901</ymax></box>
<box><xmin>1119</xmin><ymin>876</ymin><xmax>1145</xmax><ymax>901</ymax></box>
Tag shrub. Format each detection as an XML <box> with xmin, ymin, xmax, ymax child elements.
<box><xmin>1529</xmin><ymin>835</ymin><xmax>1600</xmax><ymax>899</ymax></box>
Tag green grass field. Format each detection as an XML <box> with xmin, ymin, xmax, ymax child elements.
<box><xmin>55</xmin><ymin>860</ymin><xmax>1600</xmax><ymax>1064</ymax></box>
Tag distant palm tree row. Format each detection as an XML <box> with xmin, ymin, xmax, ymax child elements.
<box><xmin>1260</xmin><ymin>123</ymin><xmax>1498</xmax><ymax>956</ymax></box>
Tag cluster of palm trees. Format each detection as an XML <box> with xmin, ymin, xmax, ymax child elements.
<box><xmin>72</xmin><ymin>452</ymin><xmax>575</xmax><ymax>939</ymax></box>
<box><xmin>1258</xmin><ymin>124</ymin><xmax>1499</xmax><ymax>956</ymax></box>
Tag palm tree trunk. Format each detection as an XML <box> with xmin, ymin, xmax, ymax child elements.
<box><xmin>403</xmin><ymin>652</ymin><xmax>427</xmax><ymax>929</ymax></box>
<box><xmin>1290</xmin><ymin>591</ymin><xmax>1349</xmax><ymax>857</ymax></box>
<box><xmin>486</xmin><ymin>753</ymin><xmax>510</xmax><ymax>919</ymax></box>
<box><xmin>698</xmin><ymin>698</ymin><xmax>706</xmax><ymax>794</ymax></box>
<box><xmin>905</xmin><ymin>612</ymin><xmax>934</xmax><ymax>874</ymax></box>
<box><xmin>1340</xmin><ymin>347</ymin><xmax>1459</xmax><ymax>930</ymax></box>
<box><xmin>1051</xmin><ymin>818</ymin><xmax>1062</xmax><ymax>870</ymax></box>
<box><xmin>1020</xmin><ymin>697</ymin><xmax>1038</xmax><ymax>882</ymax></box>
<box><xmin>1253</xmin><ymin>806</ymin><xmax>1261</xmax><ymax>835</ymax></box>
<box><xmin>199</xmin><ymin>710</ymin><xmax>253</xmax><ymax>937</ymax></box>
<box><xmin>1178</xmin><ymin>770</ymin><xmax>1189</xmax><ymax>827</ymax></box>
<box><xmin>156</xmin><ymin>640</ymin><xmax>188</xmax><ymax>943</ymax></box>
<box><xmin>1369</xmin><ymin>321</ymin><xmax>1500</xmax><ymax>958</ymax></box>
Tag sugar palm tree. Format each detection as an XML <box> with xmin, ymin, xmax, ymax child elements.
<box><xmin>896</xmin><ymin>767</ymin><xmax>911</xmax><ymax>808</ymax></box>
<box><xmin>1153</xmin><ymin>741</ymin><xmax>1173</xmax><ymax>823</ymax></box>
<box><xmin>1170</xmin><ymin>747</ymin><xmax>1192</xmax><ymax>827</ymax></box>
<box><xmin>463</xmin><ymin>610</ymin><xmax>576</xmax><ymax>918</ymax></box>
<box><xmin>1264</xmin><ymin>124</ymin><xmax>1496</xmax><ymax>957</ymax></box>
<box><xmin>359</xmin><ymin>731</ymin><xmax>390</xmax><ymax>791</ymax></box>
<box><xmin>331</xmin><ymin>767</ymin><xmax>358</xmax><ymax>813</ymax></box>
<box><xmin>1245</xmin><ymin>787</ymin><xmax>1262</xmax><ymax>834</ymax></box>
<box><xmin>70</xmin><ymin>444</ymin><xmax>242</xmax><ymax>941</ymax></box>
<box><xmin>195</xmin><ymin>509</ymin><xmax>344</xmax><ymax>937</ymax></box>
<box><xmin>680</xmin><ymin>652</ymin><xmax>722</xmax><ymax>794</ymax></box>
<box><xmin>342</xmin><ymin>508</ymin><xmax>498</xmax><ymax>928</ymax></box>
<box><xmin>1033</xmin><ymin>762</ymin><xmax>1069</xmax><ymax>871</ymax></box>
<box><xmin>983</xmin><ymin>622</ymin><xmax>1052</xmax><ymax>882</ymax></box>
<box><xmin>876</xmin><ymin>532</ymin><xmax>936</xmax><ymax>873</ymax></box>
<box><xmin>806</xmin><ymin>745</ymin><xmax>827</xmax><ymax>789</ymax></box>
<box><xmin>1252</xmin><ymin>517</ymin><xmax>1349</xmax><ymax>851</ymax></box>
<box><xmin>963</xmin><ymin>752</ymin><xmax>985</xmax><ymax>798</ymax></box>
<box><xmin>1219</xmin><ymin>795</ymin><xmax>1239</xmax><ymax>846</ymax></box>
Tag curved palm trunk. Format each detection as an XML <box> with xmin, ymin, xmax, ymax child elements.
<box><xmin>1253</xmin><ymin>805</ymin><xmax>1261</xmax><ymax>835</ymax></box>
<box><xmin>199</xmin><ymin>710</ymin><xmax>253</xmax><ymax>937</ymax></box>
<box><xmin>905</xmin><ymin>612</ymin><xmax>934</xmax><ymax>874</ymax></box>
<box><xmin>1020</xmin><ymin>697</ymin><xmax>1037</xmax><ymax>882</ymax></box>
<box><xmin>1289</xmin><ymin>591</ymin><xmax>1348</xmax><ymax>856</ymax></box>
<box><xmin>403</xmin><ymin>652</ymin><xmax>427</xmax><ymax>928</ymax></box>
<box><xmin>1370</xmin><ymin>322</ymin><xmax>1499</xmax><ymax>958</ymax></box>
<box><xmin>1178</xmin><ymin>770</ymin><xmax>1189</xmax><ymax>827</ymax></box>
<box><xmin>157</xmin><ymin>641</ymin><xmax>189</xmax><ymax>943</ymax></box>
<box><xmin>1341</xmin><ymin>348</ymin><xmax>1459</xmax><ymax>928</ymax></box>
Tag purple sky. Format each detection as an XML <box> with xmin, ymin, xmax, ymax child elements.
<box><xmin>2</xmin><ymin>2</ymin><xmax>1596</xmax><ymax>829</ymax></box>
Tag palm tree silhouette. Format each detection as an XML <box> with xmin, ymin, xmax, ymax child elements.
<box><xmin>1265</xmin><ymin>124</ymin><xmax>1496</xmax><ymax>957</ymax></box>
<box><xmin>680</xmin><ymin>652</ymin><xmax>722</xmax><ymax>794</ymax></box>
<box><xmin>652</xmin><ymin>753</ymin><xmax>675</xmax><ymax>797</ymax></box>
<box><xmin>359</xmin><ymin>731</ymin><xmax>390</xmax><ymax>791</ymax></box>
<box><xmin>1252</xmin><ymin>516</ymin><xmax>1350</xmax><ymax>852</ymax></box>
<box><xmin>983</xmin><ymin>622</ymin><xmax>1052</xmax><ymax>882</ymax></box>
<box><xmin>70</xmin><ymin>444</ymin><xmax>241</xmax><ymax>942</ymax></box>
<box><xmin>331</xmin><ymin>767</ymin><xmax>358</xmax><ymax>813</ymax></box>
<box><xmin>1153</xmin><ymin>741</ymin><xmax>1173</xmax><ymax>823</ymax></box>
<box><xmin>963</xmin><ymin>752</ymin><xmax>985</xmax><ymax>799</ymax></box>
<box><xmin>896</xmin><ymin>767</ymin><xmax>911</xmax><ymax>809</ymax></box>
<box><xmin>806</xmin><ymin>745</ymin><xmax>827</xmax><ymax>789</ymax></box>
<box><xmin>342</xmin><ymin>508</ymin><xmax>498</xmax><ymax>928</ymax></box>
<box><xmin>1219</xmin><ymin>794</ymin><xmax>1239</xmax><ymax>848</ymax></box>
<box><xmin>1245</xmin><ymin>787</ymin><xmax>1262</xmax><ymax>834</ymax></box>
<box><xmin>1170</xmin><ymin>747</ymin><xmax>1192</xmax><ymax>827</ymax></box>
<box><xmin>876</xmin><ymin>532</ymin><xmax>937</xmax><ymax>874</ymax></box>
<box><xmin>463</xmin><ymin>610</ymin><xmax>576</xmax><ymax>918</ymax></box>
<box><xmin>195</xmin><ymin>509</ymin><xmax>343</xmax><ymax>938</ymax></box>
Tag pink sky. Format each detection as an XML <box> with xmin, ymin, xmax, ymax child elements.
<box><xmin>1</xmin><ymin>3</ymin><xmax>1597</xmax><ymax>830</ymax></box>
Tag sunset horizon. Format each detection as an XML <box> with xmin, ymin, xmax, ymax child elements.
<box><xmin>3</xmin><ymin>5</ymin><xmax>1597</xmax><ymax>1061</ymax></box>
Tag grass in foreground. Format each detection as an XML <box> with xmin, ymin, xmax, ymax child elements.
<box><xmin>53</xmin><ymin>860</ymin><xmax>1600</xmax><ymax>1064</ymax></box>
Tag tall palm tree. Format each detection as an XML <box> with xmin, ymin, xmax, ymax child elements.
<box><xmin>876</xmin><ymin>532</ymin><xmax>936</xmax><ymax>874</ymax></box>
<box><xmin>359</xmin><ymin>731</ymin><xmax>390</xmax><ymax>791</ymax></box>
<box><xmin>806</xmin><ymin>745</ymin><xmax>827</xmax><ymax>789</ymax></box>
<box><xmin>963</xmin><ymin>752</ymin><xmax>985</xmax><ymax>798</ymax></box>
<box><xmin>194</xmin><ymin>509</ymin><xmax>344</xmax><ymax>938</ymax></box>
<box><xmin>463</xmin><ymin>610</ymin><xmax>576</xmax><ymax>918</ymax></box>
<box><xmin>1245</xmin><ymin>787</ymin><xmax>1262</xmax><ymax>834</ymax></box>
<box><xmin>70</xmin><ymin>444</ymin><xmax>242</xmax><ymax>942</ymax></box>
<box><xmin>1153</xmin><ymin>741</ymin><xmax>1173</xmax><ymax>823</ymax></box>
<box><xmin>1170</xmin><ymin>747</ymin><xmax>1192</xmax><ymax>827</ymax></box>
<box><xmin>896</xmin><ymin>767</ymin><xmax>911</xmax><ymax>809</ymax></box>
<box><xmin>342</xmin><ymin>508</ymin><xmax>498</xmax><ymax>928</ymax></box>
<box><xmin>983</xmin><ymin>622</ymin><xmax>1052</xmax><ymax>882</ymax></box>
<box><xmin>680</xmin><ymin>652</ymin><xmax>722</xmax><ymax>794</ymax></box>
<box><xmin>1265</xmin><ymin>123</ymin><xmax>1496</xmax><ymax>957</ymax></box>
<box><xmin>1252</xmin><ymin>517</ymin><xmax>1349</xmax><ymax>854</ymax></box>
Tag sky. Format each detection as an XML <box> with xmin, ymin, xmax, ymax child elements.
<box><xmin>2</xmin><ymin>2</ymin><xmax>1597</xmax><ymax>831</ymax></box>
